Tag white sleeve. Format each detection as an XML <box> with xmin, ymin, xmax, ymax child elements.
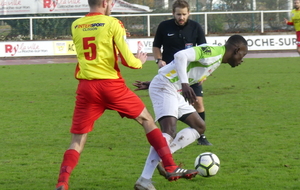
<box><xmin>174</xmin><ymin>48</ymin><xmax>196</xmax><ymax>84</ymax></box>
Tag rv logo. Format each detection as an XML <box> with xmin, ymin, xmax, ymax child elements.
<box><xmin>43</xmin><ymin>0</ymin><xmax>58</xmax><ymax>11</ymax></box>
<box><xmin>43</xmin><ymin>0</ymin><xmax>81</xmax><ymax>12</ymax></box>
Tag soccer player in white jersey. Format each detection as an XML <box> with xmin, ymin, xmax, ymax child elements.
<box><xmin>134</xmin><ymin>35</ymin><xmax>248</xmax><ymax>190</ymax></box>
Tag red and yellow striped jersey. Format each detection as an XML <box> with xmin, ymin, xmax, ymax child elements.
<box><xmin>288</xmin><ymin>9</ymin><xmax>300</xmax><ymax>32</ymax></box>
<box><xmin>71</xmin><ymin>13</ymin><xmax>142</xmax><ymax>80</ymax></box>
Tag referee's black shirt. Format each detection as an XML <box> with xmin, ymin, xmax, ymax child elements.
<box><xmin>153</xmin><ymin>19</ymin><xmax>206</xmax><ymax>64</ymax></box>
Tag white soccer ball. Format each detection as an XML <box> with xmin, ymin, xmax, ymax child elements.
<box><xmin>194</xmin><ymin>152</ymin><xmax>220</xmax><ymax>177</ymax></box>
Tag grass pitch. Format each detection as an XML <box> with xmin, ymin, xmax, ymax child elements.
<box><xmin>0</xmin><ymin>57</ymin><xmax>299</xmax><ymax>190</ymax></box>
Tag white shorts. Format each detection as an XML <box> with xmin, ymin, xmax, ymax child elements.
<box><xmin>149</xmin><ymin>75</ymin><xmax>196</xmax><ymax>121</ymax></box>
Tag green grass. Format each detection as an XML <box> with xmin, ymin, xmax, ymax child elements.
<box><xmin>0</xmin><ymin>57</ymin><xmax>299</xmax><ymax>190</ymax></box>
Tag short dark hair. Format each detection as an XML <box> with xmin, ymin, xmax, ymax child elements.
<box><xmin>172</xmin><ymin>0</ymin><xmax>190</xmax><ymax>13</ymax></box>
<box><xmin>227</xmin><ymin>35</ymin><xmax>248</xmax><ymax>47</ymax></box>
<box><xmin>88</xmin><ymin>0</ymin><xmax>101</xmax><ymax>7</ymax></box>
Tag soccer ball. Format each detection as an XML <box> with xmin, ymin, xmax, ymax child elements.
<box><xmin>194</xmin><ymin>152</ymin><xmax>220</xmax><ymax>177</ymax></box>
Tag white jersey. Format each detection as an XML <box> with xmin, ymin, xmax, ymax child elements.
<box><xmin>157</xmin><ymin>44</ymin><xmax>226</xmax><ymax>92</ymax></box>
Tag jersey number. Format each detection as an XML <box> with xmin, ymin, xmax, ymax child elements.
<box><xmin>83</xmin><ymin>37</ymin><xmax>96</xmax><ymax>60</ymax></box>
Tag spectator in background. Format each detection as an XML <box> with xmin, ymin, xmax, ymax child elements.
<box><xmin>285</xmin><ymin>0</ymin><xmax>300</xmax><ymax>55</ymax></box>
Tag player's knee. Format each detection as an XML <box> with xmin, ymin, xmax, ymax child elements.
<box><xmin>136</xmin><ymin>108</ymin><xmax>154</xmax><ymax>123</ymax></box>
<box><xmin>69</xmin><ymin>134</ymin><xmax>87</xmax><ymax>153</ymax></box>
<box><xmin>192</xmin><ymin>116</ymin><xmax>206</xmax><ymax>135</ymax></box>
<box><xmin>159</xmin><ymin>118</ymin><xmax>177</xmax><ymax>139</ymax></box>
<box><xmin>161</xmin><ymin>125</ymin><xmax>177</xmax><ymax>138</ymax></box>
<box><xmin>165</xmin><ymin>129</ymin><xmax>176</xmax><ymax>139</ymax></box>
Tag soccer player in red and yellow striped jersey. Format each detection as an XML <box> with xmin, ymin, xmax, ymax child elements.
<box><xmin>54</xmin><ymin>1</ymin><xmax>198</xmax><ymax>190</ymax></box>
<box><xmin>285</xmin><ymin>0</ymin><xmax>300</xmax><ymax>54</ymax></box>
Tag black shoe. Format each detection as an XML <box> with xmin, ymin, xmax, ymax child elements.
<box><xmin>156</xmin><ymin>162</ymin><xmax>167</xmax><ymax>177</ymax></box>
<box><xmin>55</xmin><ymin>186</ymin><xmax>65</xmax><ymax>190</ymax></box>
<box><xmin>55</xmin><ymin>182</ymin><xmax>67</xmax><ymax>190</ymax></box>
<box><xmin>165</xmin><ymin>167</ymin><xmax>198</xmax><ymax>181</ymax></box>
<box><xmin>197</xmin><ymin>135</ymin><xmax>213</xmax><ymax>146</ymax></box>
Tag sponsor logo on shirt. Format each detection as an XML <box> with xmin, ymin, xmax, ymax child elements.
<box><xmin>167</xmin><ymin>33</ymin><xmax>174</xmax><ymax>36</ymax></box>
<box><xmin>201</xmin><ymin>46</ymin><xmax>212</xmax><ymax>55</ymax></box>
<box><xmin>74</xmin><ymin>23</ymin><xmax>105</xmax><ymax>31</ymax></box>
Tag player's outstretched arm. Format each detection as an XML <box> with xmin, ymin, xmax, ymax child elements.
<box><xmin>284</xmin><ymin>18</ymin><xmax>289</xmax><ymax>24</ymax></box>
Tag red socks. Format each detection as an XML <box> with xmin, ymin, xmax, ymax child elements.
<box><xmin>146</xmin><ymin>128</ymin><xmax>177</xmax><ymax>172</ymax></box>
<box><xmin>56</xmin><ymin>129</ymin><xmax>176</xmax><ymax>189</ymax></box>
<box><xmin>56</xmin><ymin>149</ymin><xmax>80</xmax><ymax>189</ymax></box>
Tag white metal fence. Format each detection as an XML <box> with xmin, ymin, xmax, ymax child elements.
<box><xmin>0</xmin><ymin>10</ymin><xmax>294</xmax><ymax>41</ymax></box>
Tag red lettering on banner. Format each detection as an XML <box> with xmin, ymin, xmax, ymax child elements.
<box><xmin>44</xmin><ymin>0</ymin><xmax>81</xmax><ymax>10</ymax></box>
<box><xmin>68</xmin><ymin>0</ymin><xmax>81</xmax><ymax>3</ymax></box>
<box><xmin>5</xmin><ymin>45</ymin><xmax>12</xmax><ymax>53</ymax></box>
<box><xmin>43</xmin><ymin>0</ymin><xmax>57</xmax><ymax>11</ymax></box>
<box><xmin>5</xmin><ymin>44</ymin><xmax>18</xmax><ymax>56</ymax></box>
<box><xmin>137</xmin><ymin>41</ymin><xmax>143</xmax><ymax>52</ymax></box>
<box><xmin>0</xmin><ymin>0</ymin><xmax>21</xmax><ymax>6</ymax></box>
<box><xmin>44</xmin><ymin>0</ymin><xmax>52</xmax><ymax>8</ymax></box>
<box><xmin>43</xmin><ymin>0</ymin><xmax>81</xmax><ymax>10</ymax></box>
<box><xmin>13</xmin><ymin>45</ymin><xmax>18</xmax><ymax>56</ymax></box>
<box><xmin>4</xmin><ymin>43</ymin><xmax>40</xmax><ymax>56</ymax></box>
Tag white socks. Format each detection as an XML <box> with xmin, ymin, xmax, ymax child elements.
<box><xmin>140</xmin><ymin>127</ymin><xmax>200</xmax><ymax>179</ymax></box>
<box><xmin>169</xmin><ymin>127</ymin><xmax>200</xmax><ymax>153</ymax></box>
<box><xmin>140</xmin><ymin>133</ymin><xmax>172</xmax><ymax>179</ymax></box>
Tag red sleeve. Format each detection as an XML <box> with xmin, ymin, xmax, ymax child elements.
<box><xmin>287</xmin><ymin>21</ymin><xmax>294</xmax><ymax>26</ymax></box>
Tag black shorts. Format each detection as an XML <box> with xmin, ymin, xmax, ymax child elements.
<box><xmin>190</xmin><ymin>83</ymin><xmax>203</xmax><ymax>97</ymax></box>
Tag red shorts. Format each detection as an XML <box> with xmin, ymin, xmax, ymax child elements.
<box><xmin>296</xmin><ymin>31</ymin><xmax>300</xmax><ymax>47</ymax></box>
<box><xmin>71</xmin><ymin>79</ymin><xmax>145</xmax><ymax>134</ymax></box>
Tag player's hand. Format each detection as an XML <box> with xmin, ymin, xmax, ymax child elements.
<box><xmin>157</xmin><ymin>60</ymin><xmax>167</xmax><ymax>68</ymax></box>
<box><xmin>132</xmin><ymin>80</ymin><xmax>150</xmax><ymax>91</ymax></box>
<box><xmin>181</xmin><ymin>83</ymin><xmax>197</xmax><ymax>105</ymax></box>
<box><xmin>126</xmin><ymin>29</ymin><xmax>131</xmax><ymax>37</ymax></box>
<box><xmin>284</xmin><ymin>18</ymin><xmax>288</xmax><ymax>24</ymax></box>
<box><xmin>135</xmin><ymin>51</ymin><xmax>147</xmax><ymax>64</ymax></box>
<box><xmin>198</xmin><ymin>78</ymin><xmax>207</xmax><ymax>85</ymax></box>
